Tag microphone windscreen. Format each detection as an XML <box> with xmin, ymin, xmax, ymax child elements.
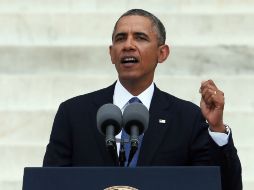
<box><xmin>96</xmin><ymin>104</ymin><xmax>122</xmax><ymax>136</ymax></box>
<box><xmin>123</xmin><ymin>103</ymin><xmax>149</xmax><ymax>135</ymax></box>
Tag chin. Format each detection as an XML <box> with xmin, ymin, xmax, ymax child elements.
<box><xmin>118</xmin><ymin>74</ymin><xmax>140</xmax><ymax>82</ymax></box>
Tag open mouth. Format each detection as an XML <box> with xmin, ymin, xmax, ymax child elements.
<box><xmin>121</xmin><ymin>57</ymin><xmax>139</xmax><ymax>64</ymax></box>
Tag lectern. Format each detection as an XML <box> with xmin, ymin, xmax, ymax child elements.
<box><xmin>23</xmin><ymin>166</ymin><xmax>221</xmax><ymax>190</ymax></box>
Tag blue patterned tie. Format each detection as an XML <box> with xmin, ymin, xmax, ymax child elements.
<box><xmin>121</xmin><ymin>97</ymin><xmax>144</xmax><ymax>167</ymax></box>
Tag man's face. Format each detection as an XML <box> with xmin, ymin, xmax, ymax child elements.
<box><xmin>110</xmin><ymin>15</ymin><xmax>166</xmax><ymax>84</ymax></box>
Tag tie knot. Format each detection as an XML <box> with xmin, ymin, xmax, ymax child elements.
<box><xmin>128</xmin><ymin>97</ymin><xmax>142</xmax><ymax>104</ymax></box>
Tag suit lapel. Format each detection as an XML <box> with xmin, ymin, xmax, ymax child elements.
<box><xmin>89</xmin><ymin>83</ymin><xmax>175</xmax><ymax>166</ymax></box>
<box><xmin>138</xmin><ymin>86</ymin><xmax>174</xmax><ymax>165</ymax></box>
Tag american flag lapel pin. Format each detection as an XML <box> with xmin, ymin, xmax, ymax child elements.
<box><xmin>159</xmin><ymin>119</ymin><xmax>166</xmax><ymax>124</ymax></box>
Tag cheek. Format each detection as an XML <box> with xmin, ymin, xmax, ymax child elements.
<box><xmin>141</xmin><ymin>51</ymin><xmax>158</xmax><ymax>64</ymax></box>
<box><xmin>140</xmin><ymin>45</ymin><xmax>158</xmax><ymax>56</ymax></box>
<box><xmin>111</xmin><ymin>48</ymin><xmax>121</xmax><ymax>60</ymax></box>
<box><xmin>110</xmin><ymin>51</ymin><xmax>117</xmax><ymax>64</ymax></box>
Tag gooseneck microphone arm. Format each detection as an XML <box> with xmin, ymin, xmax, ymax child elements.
<box><xmin>127</xmin><ymin>124</ymin><xmax>139</xmax><ymax>166</ymax></box>
<box><xmin>130</xmin><ymin>125</ymin><xmax>139</xmax><ymax>149</ymax></box>
<box><xmin>119</xmin><ymin>140</ymin><xmax>126</xmax><ymax>167</ymax></box>
<box><xmin>105</xmin><ymin>124</ymin><xmax>116</xmax><ymax>148</ymax></box>
<box><xmin>105</xmin><ymin>124</ymin><xmax>118</xmax><ymax>165</ymax></box>
<box><xmin>123</xmin><ymin>103</ymin><xmax>149</xmax><ymax>166</ymax></box>
<box><xmin>107</xmin><ymin>139</ymin><xmax>118</xmax><ymax>166</ymax></box>
<box><xmin>96</xmin><ymin>104</ymin><xmax>123</xmax><ymax>166</ymax></box>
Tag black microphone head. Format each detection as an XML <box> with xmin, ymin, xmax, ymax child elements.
<box><xmin>123</xmin><ymin>103</ymin><xmax>149</xmax><ymax>135</ymax></box>
<box><xmin>96</xmin><ymin>103</ymin><xmax>122</xmax><ymax>136</ymax></box>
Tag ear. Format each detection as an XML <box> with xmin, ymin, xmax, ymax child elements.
<box><xmin>109</xmin><ymin>45</ymin><xmax>114</xmax><ymax>64</ymax></box>
<box><xmin>158</xmin><ymin>44</ymin><xmax>170</xmax><ymax>63</ymax></box>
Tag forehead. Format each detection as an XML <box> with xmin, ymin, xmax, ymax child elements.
<box><xmin>114</xmin><ymin>15</ymin><xmax>155</xmax><ymax>34</ymax></box>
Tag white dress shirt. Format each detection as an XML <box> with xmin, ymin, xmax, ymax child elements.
<box><xmin>113</xmin><ymin>80</ymin><xmax>229</xmax><ymax>153</ymax></box>
<box><xmin>113</xmin><ymin>80</ymin><xmax>154</xmax><ymax>153</ymax></box>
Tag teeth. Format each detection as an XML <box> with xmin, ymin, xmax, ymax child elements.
<box><xmin>122</xmin><ymin>57</ymin><xmax>138</xmax><ymax>63</ymax></box>
<box><xmin>124</xmin><ymin>57</ymin><xmax>136</xmax><ymax>62</ymax></box>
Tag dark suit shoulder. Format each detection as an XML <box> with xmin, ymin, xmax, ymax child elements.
<box><xmin>60</xmin><ymin>83</ymin><xmax>115</xmax><ymax>110</ymax></box>
<box><xmin>157</xmin><ymin>88</ymin><xmax>201</xmax><ymax>113</ymax></box>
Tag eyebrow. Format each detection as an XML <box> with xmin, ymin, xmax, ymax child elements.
<box><xmin>114</xmin><ymin>32</ymin><xmax>126</xmax><ymax>39</ymax></box>
<box><xmin>113</xmin><ymin>32</ymin><xmax>150</xmax><ymax>40</ymax></box>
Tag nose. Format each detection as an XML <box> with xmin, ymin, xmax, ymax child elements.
<box><xmin>123</xmin><ymin>37</ymin><xmax>135</xmax><ymax>51</ymax></box>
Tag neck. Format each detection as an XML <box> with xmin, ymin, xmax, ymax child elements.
<box><xmin>119</xmin><ymin>78</ymin><xmax>153</xmax><ymax>96</ymax></box>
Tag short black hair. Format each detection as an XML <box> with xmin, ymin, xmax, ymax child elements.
<box><xmin>112</xmin><ymin>9</ymin><xmax>166</xmax><ymax>46</ymax></box>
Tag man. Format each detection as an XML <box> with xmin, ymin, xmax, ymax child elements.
<box><xmin>43</xmin><ymin>9</ymin><xmax>242</xmax><ymax>190</ymax></box>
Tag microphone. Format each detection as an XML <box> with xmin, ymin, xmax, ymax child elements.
<box><xmin>123</xmin><ymin>103</ymin><xmax>149</xmax><ymax>166</ymax></box>
<box><xmin>96</xmin><ymin>103</ymin><xmax>122</xmax><ymax>152</ymax></box>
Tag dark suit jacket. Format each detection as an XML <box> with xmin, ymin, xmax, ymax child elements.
<box><xmin>43</xmin><ymin>83</ymin><xmax>242</xmax><ymax>190</ymax></box>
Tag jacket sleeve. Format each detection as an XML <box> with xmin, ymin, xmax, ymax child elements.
<box><xmin>209</xmin><ymin>132</ymin><xmax>242</xmax><ymax>190</ymax></box>
<box><xmin>190</xmin><ymin>110</ymin><xmax>242</xmax><ymax>190</ymax></box>
<box><xmin>43</xmin><ymin>102</ymin><xmax>73</xmax><ymax>166</ymax></box>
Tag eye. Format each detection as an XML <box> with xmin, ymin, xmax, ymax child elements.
<box><xmin>114</xmin><ymin>34</ymin><xmax>126</xmax><ymax>42</ymax></box>
<box><xmin>136</xmin><ymin>36</ymin><xmax>145</xmax><ymax>40</ymax></box>
<box><xmin>115</xmin><ymin>36</ymin><xmax>123</xmax><ymax>41</ymax></box>
<box><xmin>135</xmin><ymin>34</ymin><xmax>148</xmax><ymax>41</ymax></box>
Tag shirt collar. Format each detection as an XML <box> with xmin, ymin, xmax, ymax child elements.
<box><xmin>113</xmin><ymin>80</ymin><xmax>154</xmax><ymax>111</ymax></box>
